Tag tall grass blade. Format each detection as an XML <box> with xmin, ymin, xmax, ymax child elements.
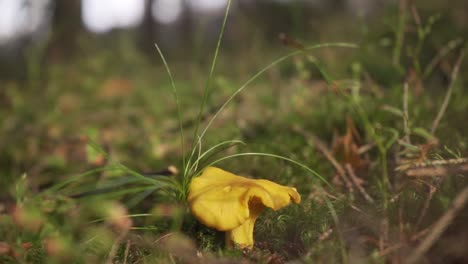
<box><xmin>155</xmin><ymin>43</ymin><xmax>186</xmax><ymax>171</ymax></box>
<box><xmin>187</xmin><ymin>0</ymin><xmax>232</xmax><ymax>171</ymax></box>
<box><xmin>198</xmin><ymin>43</ymin><xmax>357</xmax><ymax>143</ymax></box>
<box><xmin>188</xmin><ymin>139</ymin><xmax>245</xmax><ymax>177</ymax></box>
<box><xmin>46</xmin><ymin>166</ymin><xmax>124</xmax><ymax>192</ymax></box>
<box><xmin>206</xmin><ymin>152</ymin><xmax>332</xmax><ymax>188</ymax></box>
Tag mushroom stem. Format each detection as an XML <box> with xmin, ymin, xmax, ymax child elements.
<box><xmin>225</xmin><ymin>217</ymin><xmax>256</xmax><ymax>248</ymax></box>
<box><xmin>225</xmin><ymin>199</ymin><xmax>264</xmax><ymax>248</ymax></box>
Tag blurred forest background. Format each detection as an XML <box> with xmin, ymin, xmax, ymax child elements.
<box><xmin>1</xmin><ymin>0</ymin><xmax>466</xmax><ymax>78</ymax></box>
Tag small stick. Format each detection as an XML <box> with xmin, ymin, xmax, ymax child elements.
<box><xmin>345</xmin><ymin>164</ymin><xmax>375</xmax><ymax>203</ymax></box>
<box><xmin>409</xmin><ymin>1</ymin><xmax>422</xmax><ymax>27</ymax></box>
<box><xmin>153</xmin><ymin>232</ymin><xmax>175</xmax><ymax>245</ymax></box>
<box><xmin>308</xmin><ymin>185</ymin><xmax>340</xmax><ymax>202</ymax></box>
<box><xmin>349</xmin><ymin>204</ymin><xmax>363</xmax><ymax>213</ymax></box>
<box><xmin>379</xmin><ymin>218</ymin><xmax>389</xmax><ymax>252</ymax></box>
<box><xmin>415</xmin><ymin>183</ymin><xmax>437</xmax><ymax>228</ymax></box>
<box><xmin>390</xmin><ymin>191</ymin><xmax>403</xmax><ymax>203</ymax></box>
<box><xmin>106</xmin><ymin>231</ymin><xmax>128</xmax><ymax>264</ymax></box>
<box><xmin>410</xmin><ymin>228</ymin><xmax>429</xmax><ymax>241</ymax></box>
<box><xmin>406</xmin><ymin>163</ymin><xmax>468</xmax><ymax>177</ymax></box>
<box><xmin>358</xmin><ymin>142</ymin><xmax>375</xmax><ymax>154</ymax></box>
<box><xmin>399</xmin><ymin>157</ymin><xmax>468</xmax><ymax>176</ymax></box>
<box><xmin>293</xmin><ymin>126</ymin><xmax>354</xmax><ymax>193</ymax></box>
<box><xmin>318</xmin><ymin>227</ymin><xmax>334</xmax><ymax>241</ymax></box>
<box><xmin>123</xmin><ymin>240</ymin><xmax>131</xmax><ymax>264</ymax></box>
<box><xmin>398</xmin><ymin>204</ymin><xmax>404</xmax><ymax>264</ymax></box>
<box><xmin>403</xmin><ymin>82</ymin><xmax>411</xmax><ymax>144</ymax></box>
<box><xmin>378</xmin><ymin>228</ymin><xmax>429</xmax><ymax>257</ymax></box>
<box><xmin>423</xmin><ymin>38</ymin><xmax>462</xmax><ymax>78</ymax></box>
<box><xmin>431</xmin><ymin>50</ymin><xmax>465</xmax><ymax>135</ymax></box>
<box><xmin>379</xmin><ymin>243</ymin><xmax>404</xmax><ymax>257</ymax></box>
<box><xmin>304</xmin><ymin>228</ymin><xmax>334</xmax><ymax>259</ymax></box>
<box><xmin>406</xmin><ymin>185</ymin><xmax>468</xmax><ymax>264</ymax></box>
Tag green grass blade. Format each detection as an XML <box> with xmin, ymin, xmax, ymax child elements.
<box><xmin>78</xmin><ymin>186</ymin><xmax>159</xmax><ymax>200</ymax></box>
<box><xmin>382</xmin><ymin>127</ymin><xmax>400</xmax><ymax>150</ymax></box>
<box><xmin>45</xmin><ymin>166</ymin><xmax>124</xmax><ymax>192</ymax></box>
<box><xmin>306</xmin><ymin>55</ymin><xmax>334</xmax><ymax>84</ymax></box>
<box><xmin>116</xmin><ymin>163</ymin><xmax>168</xmax><ymax>185</ymax></box>
<box><xmin>198</xmin><ymin>43</ymin><xmax>357</xmax><ymax>144</ymax></box>
<box><xmin>187</xmin><ymin>0</ymin><xmax>232</xmax><ymax>171</ymax></box>
<box><xmin>87</xmin><ymin>213</ymin><xmax>153</xmax><ymax>225</ymax></box>
<box><xmin>154</xmin><ymin>43</ymin><xmax>186</xmax><ymax>171</ymax></box>
<box><xmin>188</xmin><ymin>139</ymin><xmax>245</xmax><ymax>176</ymax></box>
<box><xmin>126</xmin><ymin>188</ymin><xmax>158</xmax><ymax>208</ymax></box>
<box><xmin>205</xmin><ymin>152</ymin><xmax>332</xmax><ymax>189</ymax></box>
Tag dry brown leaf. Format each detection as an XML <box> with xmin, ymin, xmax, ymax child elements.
<box><xmin>332</xmin><ymin>116</ymin><xmax>366</xmax><ymax>171</ymax></box>
<box><xmin>98</xmin><ymin>77</ymin><xmax>134</xmax><ymax>100</ymax></box>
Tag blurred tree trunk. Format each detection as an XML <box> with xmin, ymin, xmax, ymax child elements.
<box><xmin>138</xmin><ymin>0</ymin><xmax>193</xmax><ymax>59</ymax></box>
<box><xmin>138</xmin><ymin>0</ymin><xmax>156</xmax><ymax>54</ymax></box>
<box><xmin>238</xmin><ymin>0</ymin><xmax>345</xmax><ymax>40</ymax></box>
<box><xmin>49</xmin><ymin>0</ymin><xmax>84</xmax><ymax>59</ymax></box>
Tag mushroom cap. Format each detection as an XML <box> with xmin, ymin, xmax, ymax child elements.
<box><xmin>187</xmin><ymin>167</ymin><xmax>301</xmax><ymax>231</ymax></box>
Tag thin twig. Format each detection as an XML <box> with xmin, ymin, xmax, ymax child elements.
<box><xmin>431</xmin><ymin>50</ymin><xmax>465</xmax><ymax>135</ymax></box>
<box><xmin>319</xmin><ymin>227</ymin><xmax>334</xmax><ymax>241</ymax></box>
<box><xmin>406</xmin><ymin>162</ymin><xmax>468</xmax><ymax>177</ymax></box>
<box><xmin>379</xmin><ymin>218</ymin><xmax>389</xmax><ymax>252</ymax></box>
<box><xmin>398</xmin><ymin>157</ymin><xmax>468</xmax><ymax>176</ymax></box>
<box><xmin>415</xmin><ymin>183</ymin><xmax>437</xmax><ymax>228</ymax></box>
<box><xmin>398</xmin><ymin>204</ymin><xmax>404</xmax><ymax>264</ymax></box>
<box><xmin>379</xmin><ymin>243</ymin><xmax>404</xmax><ymax>257</ymax></box>
<box><xmin>407</xmin><ymin>185</ymin><xmax>468</xmax><ymax>264</ymax></box>
<box><xmin>345</xmin><ymin>164</ymin><xmax>375</xmax><ymax>203</ymax></box>
<box><xmin>304</xmin><ymin>228</ymin><xmax>334</xmax><ymax>259</ymax></box>
<box><xmin>390</xmin><ymin>191</ymin><xmax>403</xmax><ymax>203</ymax></box>
<box><xmin>293</xmin><ymin>125</ymin><xmax>354</xmax><ymax>193</ymax></box>
<box><xmin>409</xmin><ymin>0</ymin><xmax>421</xmax><ymax>27</ymax></box>
<box><xmin>410</xmin><ymin>227</ymin><xmax>429</xmax><ymax>241</ymax></box>
<box><xmin>423</xmin><ymin>38</ymin><xmax>462</xmax><ymax>79</ymax></box>
<box><xmin>377</xmin><ymin>227</ymin><xmax>429</xmax><ymax>257</ymax></box>
<box><xmin>349</xmin><ymin>204</ymin><xmax>363</xmax><ymax>212</ymax></box>
<box><xmin>404</xmin><ymin>157</ymin><xmax>468</xmax><ymax>169</ymax></box>
<box><xmin>308</xmin><ymin>185</ymin><xmax>340</xmax><ymax>202</ymax></box>
<box><xmin>106</xmin><ymin>231</ymin><xmax>128</xmax><ymax>264</ymax></box>
<box><xmin>358</xmin><ymin>142</ymin><xmax>375</xmax><ymax>155</ymax></box>
<box><xmin>403</xmin><ymin>82</ymin><xmax>411</xmax><ymax>144</ymax></box>
<box><xmin>153</xmin><ymin>232</ymin><xmax>175</xmax><ymax>245</ymax></box>
<box><xmin>392</xmin><ymin>0</ymin><xmax>407</xmax><ymax>67</ymax></box>
<box><xmin>123</xmin><ymin>240</ymin><xmax>131</xmax><ymax>264</ymax></box>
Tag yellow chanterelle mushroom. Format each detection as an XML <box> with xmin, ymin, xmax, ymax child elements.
<box><xmin>187</xmin><ymin>166</ymin><xmax>301</xmax><ymax>248</ymax></box>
